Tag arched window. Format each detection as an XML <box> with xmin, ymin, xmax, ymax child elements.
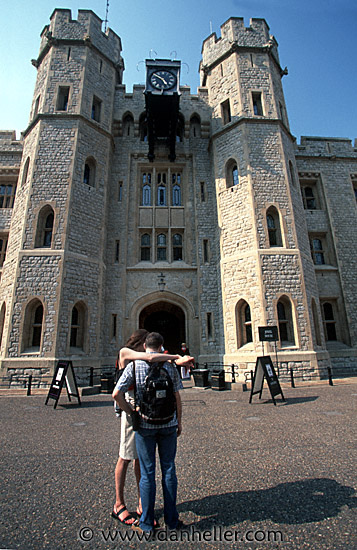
<box><xmin>139</xmin><ymin>113</ymin><xmax>148</xmax><ymax>141</ymax></box>
<box><xmin>190</xmin><ymin>114</ymin><xmax>201</xmax><ymax>138</ymax></box>
<box><xmin>83</xmin><ymin>157</ymin><xmax>96</xmax><ymax>187</ymax></box>
<box><xmin>236</xmin><ymin>300</ymin><xmax>253</xmax><ymax>348</ymax></box>
<box><xmin>267</xmin><ymin>206</ymin><xmax>283</xmax><ymax>247</ymax></box>
<box><xmin>225</xmin><ymin>159</ymin><xmax>239</xmax><ymax>188</ymax></box>
<box><xmin>157</xmin><ymin>172</ymin><xmax>167</xmax><ymax>206</ymax></box>
<box><xmin>140</xmin><ymin>233</ymin><xmax>151</xmax><ymax>261</ymax></box>
<box><xmin>142</xmin><ymin>172</ymin><xmax>152</xmax><ymax>206</ymax></box>
<box><xmin>157</xmin><ymin>233</ymin><xmax>167</xmax><ymax>261</ymax></box>
<box><xmin>22</xmin><ymin>299</ymin><xmax>44</xmax><ymax>352</ymax></box>
<box><xmin>277</xmin><ymin>296</ymin><xmax>295</xmax><ymax>347</ymax></box>
<box><xmin>322</xmin><ymin>302</ymin><xmax>337</xmax><ymax>341</ymax></box>
<box><xmin>35</xmin><ymin>206</ymin><xmax>55</xmax><ymax>248</ymax></box>
<box><xmin>122</xmin><ymin>113</ymin><xmax>134</xmax><ymax>137</ymax></box>
<box><xmin>172</xmin><ymin>173</ymin><xmax>182</xmax><ymax>206</ymax></box>
<box><xmin>70</xmin><ymin>301</ymin><xmax>87</xmax><ymax>351</ymax></box>
<box><xmin>172</xmin><ymin>233</ymin><xmax>183</xmax><ymax>261</ymax></box>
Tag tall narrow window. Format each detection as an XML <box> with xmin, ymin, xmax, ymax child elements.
<box><xmin>172</xmin><ymin>233</ymin><xmax>183</xmax><ymax>261</ymax></box>
<box><xmin>35</xmin><ymin>206</ymin><xmax>55</xmax><ymax>249</ymax></box>
<box><xmin>70</xmin><ymin>306</ymin><xmax>79</xmax><ymax>348</ymax></box>
<box><xmin>22</xmin><ymin>299</ymin><xmax>44</xmax><ymax>352</ymax></box>
<box><xmin>267</xmin><ymin>206</ymin><xmax>282</xmax><ymax>247</ymax></box>
<box><xmin>226</xmin><ymin>159</ymin><xmax>239</xmax><ymax>188</ymax></box>
<box><xmin>83</xmin><ymin>157</ymin><xmax>96</xmax><ymax>187</ymax></box>
<box><xmin>123</xmin><ymin>113</ymin><xmax>134</xmax><ymax>137</ymax></box>
<box><xmin>139</xmin><ymin>113</ymin><xmax>148</xmax><ymax>141</ymax></box>
<box><xmin>141</xmin><ymin>234</ymin><xmax>151</xmax><ymax>261</ymax></box>
<box><xmin>57</xmin><ymin>86</ymin><xmax>70</xmax><ymax>111</ymax></box>
<box><xmin>221</xmin><ymin>99</ymin><xmax>231</xmax><ymax>125</ymax></box>
<box><xmin>172</xmin><ymin>173</ymin><xmax>181</xmax><ymax>206</ymax></box>
<box><xmin>0</xmin><ymin>236</ymin><xmax>7</xmax><ymax>267</ymax></box>
<box><xmin>190</xmin><ymin>115</ymin><xmax>201</xmax><ymax>137</ymax></box>
<box><xmin>70</xmin><ymin>302</ymin><xmax>86</xmax><ymax>350</ymax></box>
<box><xmin>33</xmin><ymin>95</ymin><xmax>40</xmax><ymax>118</ymax></box>
<box><xmin>115</xmin><ymin>240</ymin><xmax>120</xmax><ymax>263</ymax></box>
<box><xmin>91</xmin><ymin>96</ymin><xmax>102</xmax><ymax>122</ymax></box>
<box><xmin>142</xmin><ymin>173</ymin><xmax>152</xmax><ymax>206</ymax></box>
<box><xmin>0</xmin><ymin>302</ymin><xmax>5</xmax><ymax>349</ymax></box>
<box><xmin>32</xmin><ymin>304</ymin><xmax>43</xmax><ymax>348</ymax></box>
<box><xmin>232</xmin><ymin>165</ymin><xmax>239</xmax><ymax>186</ymax></box>
<box><xmin>277</xmin><ymin>297</ymin><xmax>295</xmax><ymax>346</ymax></box>
<box><xmin>252</xmin><ymin>92</ymin><xmax>263</xmax><ymax>115</ymax></box>
<box><xmin>112</xmin><ymin>314</ymin><xmax>117</xmax><ymax>339</ymax></box>
<box><xmin>200</xmin><ymin>182</ymin><xmax>206</xmax><ymax>202</ymax></box>
<box><xmin>157</xmin><ymin>173</ymin><xmax>167</xmax><ymax>206</ymax></box>
<box><xmin>118</xmin><ymin>182</ymin><xmax>123</xmax><ymax>202</ymax></box>
<box><xmin>322</xmin><ymin>302</ymin><xmax>337</xmax><ymax>341</ymax></box>
<box><xmin>310</xmin><ymin>237</ymin><xmax>325</xmax><ymax>265</ymax></box>
<box><xmin>236</xmin><ymin>300</ymin><xmax>253</xmax><ymax>348</ymax></box>
<box><xmin>207</xmin><ymin>312</ymin><xmax>212</xmax><ymax>339</ymax></box>
<box><xmin>43</xmin><ymin>212</ymin><xmax>54</xmax><ymax>248</ymax></box>
<box><xmin>157</xmin><ymin>234</ymin><xmax>167</xmax><ymax>261</ymax></box>
<box><xmin>21</xmin><ymin>157</ymin><xmax>30</xmax><ymax>186</ymax></box>
<box><xmin>203</xmin><ymin>239</ymin><xmax>209</xmax><ymax>263</ymax></box>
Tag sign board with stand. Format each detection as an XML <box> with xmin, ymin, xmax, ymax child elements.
<box><xmin>249</xmin><ymin>355</ymin><xmax>285</xmax><ymax>406</ymax></box>
<box><xmin>45</xmin><ymin>361</ymin><xmax>81</xmax><ymax>409</ymax></box>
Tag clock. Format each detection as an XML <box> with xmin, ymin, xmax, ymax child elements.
<box><xmin>149</xmin><ymin>70</ymin><xmax>177</xmax><ymax>90</ymax></box>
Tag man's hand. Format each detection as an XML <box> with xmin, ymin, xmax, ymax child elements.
<box><xmin>177</xmin><ymin>421</ymin><xmax>182</xmax><ymax>437</ymax></box>
<box><xmin>176</xmin><ymin>355</ymin><xmax>194</xmax><ymax>367</ymax></box>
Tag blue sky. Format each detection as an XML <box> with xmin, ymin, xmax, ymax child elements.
<box><xmin>1</xmin><ymin>0</ymin><xmax>356</xmax><ymax>143</ymax></box>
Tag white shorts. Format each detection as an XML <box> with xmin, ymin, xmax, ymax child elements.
<box><xmin>119</xmin><ymin>411</ymin><xmax>138</xmax><ymax>460</ymax></box>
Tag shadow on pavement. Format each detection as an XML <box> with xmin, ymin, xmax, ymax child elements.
<box><xmin>175</xmin><ymin>478</ymin><xmax>356</xmax><ymax>528</ymax></box>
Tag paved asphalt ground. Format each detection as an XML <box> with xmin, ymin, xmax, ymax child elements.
<box><xmin>0</xmin><ymin>378</ymin><xmax>356</xmax><ymax>550</ymax></box>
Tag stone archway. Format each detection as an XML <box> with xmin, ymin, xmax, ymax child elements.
<box><xmin>139</xmin><ymin>301</ymin><xmax>185</xmax><ymax>354</ymax></box>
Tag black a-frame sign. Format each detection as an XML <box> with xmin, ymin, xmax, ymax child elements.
<box><xmin>45</xmin><ymin>361</ymin><xmax>81</xmax><ymax>409</ymax></box>
<box><xmin>249</xmin><ymin>356</ymin><xmax>285</xmax><ymax>406</ymax></box>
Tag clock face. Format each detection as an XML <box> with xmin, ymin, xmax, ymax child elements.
<box><xmin>149</xmin><ymin>70</ymin><xmax>177</xmax><ymax>90</ymax></box>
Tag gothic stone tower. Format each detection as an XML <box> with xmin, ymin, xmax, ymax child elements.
<box><xmin>0</xmin><ymin>9</ymin><xmax>123</xmax><ymax>376</ymax></box>
<box><xmin>200</xmin><ymin>18</ymin><xmax>331</xmax><ymax>375</ymax></box>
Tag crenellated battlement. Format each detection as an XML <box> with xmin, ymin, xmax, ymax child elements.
<box><xmin>201</xmin><ymin>17</ymin><xmax>279</xmax><ymax>73</ymax></box>
<box><xmin>38</xmin><ymin>8</ymin><xmax>122</xmax><ymax>65</ymax></box>
<box><xmin>296</xmin><ymin>136</ymin><xmax>357</xmax><ymax>157</ymax></box>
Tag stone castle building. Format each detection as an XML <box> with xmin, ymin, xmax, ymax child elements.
<box><xmin>0</xmin><ymin>9</ymin><xmax>356</xmax><ymax>384</ymax></box>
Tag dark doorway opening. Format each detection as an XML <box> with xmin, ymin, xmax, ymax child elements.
<box><xmin>139</xmin><ymin>301</ymin><xmax>185</xmax><ymax>354</ymax></box>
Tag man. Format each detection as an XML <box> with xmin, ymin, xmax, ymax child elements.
<box><xmin>113</xmin><ymin>332</ymin><xmax>183</xmax><ymax>534</ymax></box>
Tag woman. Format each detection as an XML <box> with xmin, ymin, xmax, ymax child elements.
<box><xmin>112</xmin><ymin>329</ymin><xmax>188</xmax><ymax>525</ymax></box>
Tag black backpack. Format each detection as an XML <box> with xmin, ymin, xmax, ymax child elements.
<box><xmin>135</xmin><ymin>362</ymin><xmax>176</xmax><ymax>425</ymax></box>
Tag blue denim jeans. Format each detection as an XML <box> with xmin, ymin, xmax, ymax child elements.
<box><xmin>135</xmin><ymin>426</ymin><xmax>179</xmax><ymax>531</ymax></box>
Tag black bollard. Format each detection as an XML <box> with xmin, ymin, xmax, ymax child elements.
<box><xmin>231</xmin><ymin>364</ymin><xmax>236</xmax><ymax>384</ymax></box>
<box><xmin>290</xmin><ymin>368</ymin><xmax>295</xmax><ymax>388</ymax></box>
<box><xmin>327</xmin><ymin>366</ymin><xmax>333</xmax><ymax>386</ymax></box>
<box><xmin>89</xmin><ymin>367</ymin><xmax>94</xmax><ymax>386</ymax></box>
<box><xmin>27</xmin><ymin>374</ymin><xmax>32</xmax><ymax>396</ymax></box>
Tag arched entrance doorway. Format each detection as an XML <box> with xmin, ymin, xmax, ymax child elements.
<box><xmin>139</xmin><ymin>301</ymin><xmax>185</xmax><ymax>354</ymax></box>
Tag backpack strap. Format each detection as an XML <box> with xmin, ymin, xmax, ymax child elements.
<box><xmin>132</xmin><ymin>361</ymin><xmax>136</xmax><ymax>408</ymax></box>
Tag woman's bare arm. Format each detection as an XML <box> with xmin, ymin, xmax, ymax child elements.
<box><xmin>119</xmin><ymin>347</ymin><xmax>180</xmax><ymax>364</ymax></box>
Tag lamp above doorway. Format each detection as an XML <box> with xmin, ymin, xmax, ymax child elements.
<box><xmin>158</xmin><ymin>272</ymin><xmax>166</xmax><ymax>292</ymax></box>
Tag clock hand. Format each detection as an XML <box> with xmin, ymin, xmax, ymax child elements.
<box><xmin>154</xmin><ymin>73</ymin><xmax>168</xmax><ymax>85</ymax></box>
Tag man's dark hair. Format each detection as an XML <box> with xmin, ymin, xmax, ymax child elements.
<box><xmin>145</xmin><ymin>332</ymin><xmax>164</xmax><ymax>351</ymax></box>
